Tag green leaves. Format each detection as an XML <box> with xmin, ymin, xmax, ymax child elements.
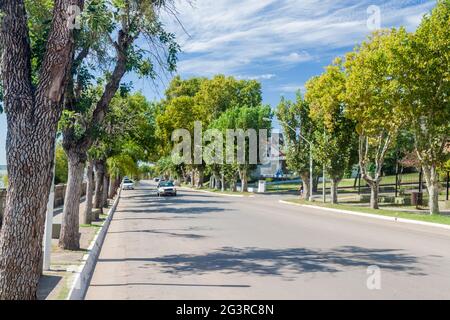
<box><xmin>305</xmin><ymin>60</ymin><xmax>357</xmax><ymax>180</ymax></box>
<box><xmin>345</xmin><ymin>29</ymin><xmax>407</xmax><ymax>139</ymax></box>
<box><xmin>395</xmin><ymin>0</ymin><xmax>450</xmax><ymax>167</ymax></box>
<box><xmin>276</xmin><ymin>92</ymin><xmax>314</xmax><ymax>176</ymax></box>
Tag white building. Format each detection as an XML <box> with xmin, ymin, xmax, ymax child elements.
<box><xmin>254</xmin><ymin>130</ymin><xmax>286</xmax><ymax>178</ymax></box>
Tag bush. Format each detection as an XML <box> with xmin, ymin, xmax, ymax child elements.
<box><xmin>1</xmin><ymin>175</ymin><xmax>7</xmax><ymax>188</ymax></box>
<box><xmin>55</xmin><ymin>145</ymin><xmax>68</xmax><ymax>184</ymax></box>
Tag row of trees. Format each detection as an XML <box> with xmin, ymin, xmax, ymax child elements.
<box><xmin>278</xmin><ymin>1</ymin><xmax>449</xmax><ymax>214</ymax></box>
<box><xmin>154</xmin><ymin>75</ymin><xmax>273</xmax><ymax>191</ymax></box>
<box><xmin>0</xmin><ymin>0</ymin><xmax>179</xmax><ymax>299</ymax></box>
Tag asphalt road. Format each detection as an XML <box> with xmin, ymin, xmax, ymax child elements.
<box><xmin>85</xmin><ymin>180</ymin><xmax>450</xmax><ymax>300</ymax></box>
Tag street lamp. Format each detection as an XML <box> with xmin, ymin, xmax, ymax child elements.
<box><xmin>265</xmin><ymin>118</ymin><xmax>313</xmax><ymax>201</ymax></box>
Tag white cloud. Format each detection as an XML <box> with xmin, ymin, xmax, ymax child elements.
<box><xmin>278</xmin><ymin>52</ymin><xmax>314</xmax><ymax>63</ymax></box>
<box><xmin>238</xmin><ymin>74</ymin><xmax>276</xmax><ymax>80</ymax></box>
<box><xmin>278</xmin><ymin>84</ymin><xmax>305</xmax><ymax>94</ymax></box>
<box><xmin>162</xmin><ymin>0</ymin><xmax>436</xmax><ymax>82</ymax></box>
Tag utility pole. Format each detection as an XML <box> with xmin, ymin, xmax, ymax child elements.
<box><xmin>265</xmin><ymin>117</ymin><xmax>314</xmax><ymax>202</ymax></box>
<box><xmin>322</xmin><ymin>130</ymin><xmax>326</xmax><ymax>203</ymax></box>
<box><xmin>395</xmin><ymin>160</ymin><xmax>399</xmax><ymax>198</ymax></box>
<box><xmin>309</xmin><ymin>150</ymin><xmax>313</xmax><ymax>202</ymax></box>
<box><xmin>358</xmin><ymin>173</ymin><xmax>361</xmax><ymax>195</ymax></box>
<box><xmin>446</xmin><ymin>171</ymin><xmax>449</xmax><ymax>201</ymax></box>
<box><xmin>322</xmin><ymin>165</ymin><xmax>326</xmax><ymax>203</ymax></box>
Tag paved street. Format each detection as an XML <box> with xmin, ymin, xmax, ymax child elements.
<box><xmin>85</xmin><ymin>181</ymin><xmax>450</xmax><ymax>300</ymax></box>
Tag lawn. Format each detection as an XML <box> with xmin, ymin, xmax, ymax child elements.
<box><xmin>204</xmin><ymin>188</ymin><xmax>254</xmax><ymax>197</ymax></box>
<box><xmin>285</xmin><ymin>199</ymin><xmax>450</xmax><ymax>226</ymax></box>
<box><xmin>183</xmin><ymin>184</ymin><xmax>254</xmax><ymax>197</ymax></box>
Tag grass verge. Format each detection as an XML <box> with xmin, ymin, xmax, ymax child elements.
<box><xmin>199</xmin><ymin>187</ymin><xmax>255</xmax><ymax>197</ymax></box>
<box><xmin>285</xmin><ymin>199</ymin><xmax>450</xmax><ymax>226</ymax></box>
<box><xmin>183</xmin><ymin>185</ymin><xmax>254</xmax><ymax>197</ymax></box>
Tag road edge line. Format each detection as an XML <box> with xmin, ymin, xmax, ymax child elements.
<box><xmin>66</xmin><ymin>187</ymin><xmax>122</xmax><ymax>300</ymax></box>
<box><xmin>279</xmin><ymin>200</ymin><xmax>450</xmax><ymax>231</ymax></box>
<box><xmin>180</xmin><ymin>187</ymin><xmax>253</xmax><ymax>198</ymax></box>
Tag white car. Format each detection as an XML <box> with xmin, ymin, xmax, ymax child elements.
<box><xmin>157</xmin><ymin>181</ymin><xmax>177</xmax><ymax>196</ymax></box>
<box><xmin>122</xmin><ymin>179</ymin><xmax>135</xmax><ymax>190</ymax></box>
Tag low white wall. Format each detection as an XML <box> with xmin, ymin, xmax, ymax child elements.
<box><xmin>67</xmin><ymin>188</ymin><xmax>122</xmax><ymax>300</ymax></box>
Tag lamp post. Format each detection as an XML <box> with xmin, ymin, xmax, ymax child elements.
<box><xmin>270</xmin><ymin>119</ymin><xmax>313</xmax><ymax>202</ymax></box>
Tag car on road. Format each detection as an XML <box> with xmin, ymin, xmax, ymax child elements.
<box><xmin>122</xmin><ymin>178</ymin><xmax>135</xmax><ymax>190</ymax></box>
<box><xmin>157</xmin><ymin>181</ymin><xmax>177</xmax><ymax>197</ymax></box>
<box><xmin>154</xmin><ymin>177</ymin><xmax>160</xmax><ymax>182</ymax></box>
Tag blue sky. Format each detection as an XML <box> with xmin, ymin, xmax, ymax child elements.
<box><xmin>0</xmin><ymin>0</ymin><xmax>437</xmax><ymax>164</ymax></box>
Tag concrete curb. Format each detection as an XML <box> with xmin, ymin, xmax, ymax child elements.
<box><xmin>180</xmin><ymin>187</ymin><xmax>253</xmax><ymax>198</ymax></box>
<box><xmin>67</xmin><ymin>188</ymin><xmax>122</xmax><ymax>300</ymax></box>
<box><xmin>279</xmin><ymin>200</ymin><xmax>450</xmax><ymax>231</ymax></box>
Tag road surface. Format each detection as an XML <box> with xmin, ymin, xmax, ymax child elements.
<box><xmin>85</xmin><ymin>181</ymin><xmax>450</xmax><ymax>300</ymax></box>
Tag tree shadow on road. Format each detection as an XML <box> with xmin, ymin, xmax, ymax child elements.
<box><xmin>108</xmin><ymin>227</ymin><xmax>209</xmax><ymax>240</ymax></box>
<box><xmin>99</xmin><ymin>246</ymin><xmax>426</xmax><ymax>279</ymax></box>
<box><xmin>116</xmin><ymin>206</ymin><xmax>232</xmax><ymax>215</ymax></box>
<box><xmin>119</xmin><ymin>199</ymin><xmax>230</xmax><ymax>208</ymax></box>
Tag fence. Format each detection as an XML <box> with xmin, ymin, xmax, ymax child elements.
<box><xmin>346</xmin><ymin>170</ymin><xmax>450</xmax><ymax>205</ymax></box>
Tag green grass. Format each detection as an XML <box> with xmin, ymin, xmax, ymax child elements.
<box><xmin>285</xmin><ymin>199</ymin><xmax>450</xmax><ymax>226</ymax></box>
<box><xmin>266</xmin><ymin>183</ymin><xmax>299</xmax><ymax>192</ymax></box>
<box><xmin>80</xmin><ymin>224</ymin><xmax>102</xmax><ymax>228</ymax></box>
<box><xmin>55</xmin><ymin>277</ymin><xmax>71</xmax><ymax>300</ymax></box>
<box><xmin>267</xmin><ymin>173</ymin><xmax>422</xmax><ymax>191</ymax></box>
<box><xmin>199</xmin><ymin>187</ymin><xmax>254</xmax><ymax>197</ymax></box>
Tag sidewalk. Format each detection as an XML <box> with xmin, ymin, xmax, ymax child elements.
<box><xmin>37</xmin><ymin>201</ymin><xmax>109</xmax><ymax>300</ymax></box>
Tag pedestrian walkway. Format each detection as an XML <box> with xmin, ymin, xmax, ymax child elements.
<box><xmin>37</xmin><ymin>200</ymin><xmax>108</xmax><ymax>300</ymax></box>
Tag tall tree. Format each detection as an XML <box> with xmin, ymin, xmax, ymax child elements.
<box><xmin>195</xmin><ymin>75</ymin><xmax>262</xmax><ymax>121</ymax></box>
<box><xmin>394</xmin><ymin>1</ymin><xmax>450</xmax><ymax>214</ymax></box>
<box><xmin>306</xmin><ymin>59</ymin><xmax>357</xmax><ymax>204</ymax></box>
<box><xmin>211</xmin><ymin>105</ymin><xmax>272</xmax><ymax>192</ymax></box>
<box><xmin>59</xmin><ymin>0</ymin><xmax>179</xmax><ymax>250</ymax></box>
<box><xmin>345</xmin><ymin>29</ymin><xmax>406</xmax><ymax>209</ymax></box>
<box><xmin>276</xmin><ymin>93</ymin><xmax>315</xmax><ymax>200</ymax></box>
<box><xmin>0</xmin><ymin>0</ymin><xmax>84</xmax><ymax>299</ymax></box>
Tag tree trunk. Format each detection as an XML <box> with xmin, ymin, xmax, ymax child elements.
<box><xmin>213</xmin><ymin>171</ymin><xmax>221</xmax><ymax>190</ymax></box>
<box><xmin>94</xmin><ymin>160</ymin><xmax>105</xmax><ymax>218</ymax></box>
<box><xmin>116</xmin><ymin>176</ymin><xmax>121</xmax><ymax>193</ymax></box>
<box><xmin>190</xmin><ymin>170</ymin><xmax>195</xmax><ymax>187</ymax></box>
<box><xmin>330</xmin><ymin>178</ymin><xmax>340</xmax><ymax>204</ymax></box>
<box><xmin>108</xmin><ymin>176</ymin><xmax>118</xmax><ymax>199</ymax></box>
<box><xmin>59</xmin><ymin>152</ymin><xmax>85</xmax><ymax>250</ymax></box>
<box><xmin>82</xmin><ymin>160</ymin><xmax>94</xmax><ymax>225</ymax></box>
<box><xmin>422</xmin><ymin>164</ymin><xmax>440</xmax><ymax>215</ymax></box>
<box><xmin>240</xmin><ymin>168</ymin><xmax>248</xmax><ymax>192</ymax></box>
<box><xmin>312</xmin><ymin>175</ymin><xmax>319</xmax><ymax>193</ymax></box>
<box><xmin>300</xmin><ymin>174</ymin><xmax>311</xmax><ymax>200</ymax></box>
<box><xmin>197</xmin><ymin>169</ymin><xmax>204</xmax><ymax>188</ymax></box>
<box><xmin>231</xmin><ymin>180</ymin><xmax>237</xmax><ymax>192</ymax></box>
<box><xmin>370</xmin><ymin>181</ymin><xmax>380</xmax><ymax>210</ymax></box>
<box><xmin>221</xmin><ymin>173</ymin><xmax>225</xmax><ymax>192</ymax></box>
<box><xmin>0</xmin><ymin>0</ymin><xmax>83</xmax><ymax>299</ymax></box>
<box><xmin>0</xmin><ymin>131</ymin><xmax>57</xmax><ymax>299</ymax></box>
<box><xmin>102</xmin><ymin>174</ymin><xmax>109</xmax><ymax>208</ymax></box>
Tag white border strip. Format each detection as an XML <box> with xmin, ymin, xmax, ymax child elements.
<box><xmin>279</xmin><ymin>200</ymin><xmax>450</xmax><ymax>231</ymax></box>
<box><xmin>67</xmin><ymin>188</ymin><xmax>122</xmax><ymax>300</ymax></box>
<box><xmin>180</xmin><ymin>186</ymin><xmax>251</xmax><ymax>198</ymax></box>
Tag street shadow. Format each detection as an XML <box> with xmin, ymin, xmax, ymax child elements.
<box><xmin>90</xmin><ymin>282</ymin><xmax>251</xmax><ymax>288</ymax></box>
<box><xmin>113</xmin><ymin>216</ymin><xmax>198</xmax><ymax>222</ymax></box>
<box><xmin>98</xmin><ymin>246</ymin><xmax>425</xmax><ymax>279</ymax></box>
<box><xmin>108</xmin><ymin>227</ymin><xmax>209</xmax><ymax>240</ymax></box>
<box><xmin>116</xmin><ymin>206</ymin><xmax>231</xmax><ymax>215</ymax></box>
<box><xmin>118</xmin><ymin>199</ymin><xmax>230</xmax><ymax>207</ymax></box>
<box><xmin>37</xmin><ymin>274</ymin><xmax>63</xmax><ymax>300</ymax></box>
